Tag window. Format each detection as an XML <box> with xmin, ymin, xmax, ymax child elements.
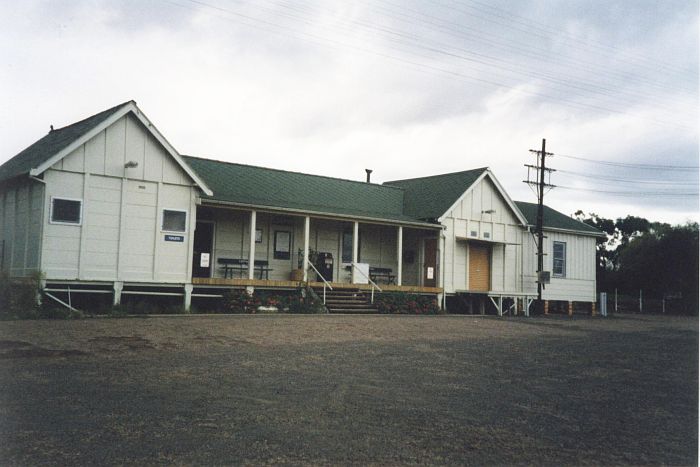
<box><xmin>162</xmin><ymin>209</ymin><xmax>187</xmax><ymax>232</ymax></box>
<box><xmin>553</xmin><ymin>241</ymin><xmax>566</xmax><ymax>277</ymax></box>
<box><xmin>342</xmin><ymin>231</ymin><xmax>353</xmax><ymax>263</ymax></box>
<box><xmin>50</xmin><ymin>197</ymin><xmax>82</xmax><ymax>225</ymax></box>
<box><xmin>274</xmin><ymin>231</ymin><xmax>291</xmax><ymax>260</ymax></box>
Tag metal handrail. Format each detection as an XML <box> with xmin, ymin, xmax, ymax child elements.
<box><xmin>351</xmin><ymin>262</ymin><xmax>382</xmax><ymax>303</ymax></box>
<box><xmin>307</xmin><ymin>261</ymin><xmax>332</xmax><ymax>304</ymax></box>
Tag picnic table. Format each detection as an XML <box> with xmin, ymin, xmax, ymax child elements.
<box><xmin>218</xmin><ymin>258</ymin><xmax>273</xmax><ymax>279</ymax></box>
<box><xmin>369</xmin><ymin>267</ymin><xmax>396</xmax><ymax>285</ymax></box>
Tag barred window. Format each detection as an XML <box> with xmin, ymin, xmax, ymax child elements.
<box><xmin>553</xmin><ymin>241</ymin><xmax>566</xmax><ymax>277</ymax></box>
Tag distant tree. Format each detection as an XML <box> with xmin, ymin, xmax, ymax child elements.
<box><xmin>574</xmin><ymin>210</ymin><xmax>616</xmax><ymax>270</ymax></box>
<box><xmin>616</xmin><ymin>222</ymin><xmax>698</xmax><ymax>313</ymax></box>
<box><xmin>574</xmin><ymin>212</ymin><xmax>697</xmax><ymax>313</ymax></box>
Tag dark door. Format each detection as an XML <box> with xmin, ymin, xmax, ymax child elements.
<box><xmin>193</xmin><ymin>221</ymin><xmax>214</xmax><ymax>278</ymax></box>
<box><xmin>424</xmin><ymin>238</ymin><xmax>437</xmax><ymax>287</ymax></box>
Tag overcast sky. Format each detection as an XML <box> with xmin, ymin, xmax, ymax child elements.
<box><xmin>1</xmin><ymin>0</ymin><xmax>697</xmax><ymax>224</ymax></box>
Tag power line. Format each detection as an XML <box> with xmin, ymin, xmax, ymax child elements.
<box><xmin>457</xmin><ymin>0</ymin><xmax>692</xmax><ymax>78</ymax></box>
<box><xmin>423</xmin><ymin>0</ymin><xmax>697</xmax><ymax>96</ymax></box>
<box><xmin>557</xmin><ymin>186</ymin><xmax>699</xmax><ymax>197</ymax></box>
<box><xmin>556</xmin><ymin>169</ymin><xmax>699</xmax><ymax>186</ymax></box>
<box><xmin>368</xmin><ymin>0</ymin><xmax>696</xmax><ymax>104</ymax></box>
<box><xmin>161</xmin><ymin>0</ymin><xmax>696</xmax><ymax>131</ymax></box>
<box><xmin>554</xmin><ymin>153</ymin><xmax>699</xmax><ymax>170</ymax></box>
<box><xmin>348</xmin><ymin>0</ymin><xmax>693</xmax><ymax>117</ymax></box>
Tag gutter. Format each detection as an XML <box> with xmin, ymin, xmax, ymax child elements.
<box><xmin>526</xmin><ymin>224</ymin><xmax>607</xmax><ymax>238</ymax></box>
<box><xmin>199</xmin><ymin>198</ymin><xmax>442</xmax><ymax>230</ymax></box>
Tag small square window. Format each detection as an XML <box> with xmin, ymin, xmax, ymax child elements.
<box><xmin>51</xmin><ymin>198</ymin><xmax>82</xmax><ymax>224</ymax></box>
<box><xmin>162</xmin><ymin>210</ymin><xmax>187</xmax><ymax>232</ymax></box>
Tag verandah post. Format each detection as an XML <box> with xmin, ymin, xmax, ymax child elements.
<box><xmin>397</xmin><ymin>226</ymin><xmax>403</xmax><ymax>286</ymax></box>
<box><xmin>303</xmin><ymin>216</ymin><xmax>310</xmax><ymax>282</ymax></box>
<box><xmin>248</xmin><ymin>210</ymin><xmax>257</xmax><ymax>280</ymax></box>
<box><xmin>352</xmin><ymin>221</ymin><xmax>359</xmax><ymax>265</ymax></box>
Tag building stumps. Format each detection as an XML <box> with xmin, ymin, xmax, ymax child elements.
<box><xmin>113</xmin><ymin>281</ymin><xmax>124</xmax><ymax>306</ymax></box>
<box><xmin>184</xmin><ymin>284</ymin><xmax>193</xmax><ymax>311</ymax></box>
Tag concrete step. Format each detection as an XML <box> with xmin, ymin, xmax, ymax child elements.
<box><xmin>328</xmin><ymin>307</ymin><xmax>378</xmax><ymax>314</ymax></box>
<box><xmin>326</xmin><ymin>303</ymin><xmax>374</xmax><ymax>309</ymax></box>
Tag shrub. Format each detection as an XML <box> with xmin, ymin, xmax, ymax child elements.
<box><xmin>375</xmin><ymin>292</ymin><xmax>441</xmax><ymax>315</ymax></box>
<box><xmin>222</xmin><ymin>289</ymin><xmax>260</xmax><ymax>313</ymax></box>
<box><xmin>0</xmin><ymin>271</ymin><xmax>42</xmax><ymax>319</ymax></box>
<box><xmin>289</xmin><ymin>287</ymin><xmax>326</xmax><ymax>314</ymax></box>
<box><xmin>221</xmin><ymin>288</ymin><xmax>325</xmax><ymax>314</ymax></box>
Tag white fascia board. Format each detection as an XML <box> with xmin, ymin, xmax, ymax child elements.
<box><xmin>544</xmin><ymin>226</ymin><xmax>607</xmax><ymax>238</ymax></box>
<box><xmin>128</xmin><ymin>104</ymin><xmax>213</xmax><ymax>196</ymax></box>
<box><xmin>437</xmin><ymin>170</ymin><xmax>489</xmax><ymax>223</ymax></box>
<box><xmin>29</xmin><ymin>102</ymin><xmax>213</xmax><ymax>197</ymax></box>
<box><xmin>436</xmin><ymin>169</ymin><xmax>528</xmax><ymax>227</ymax></box>
<box><xmin>30</xmin><ymin>104</ymin><xmax>134</xmax><ymax>177</ymax></box>
<box><xmin>521</xmin><ymin>224</ymin><xmax>606</xmax><ymax>238</ymax></box>
<box><xmin>486</xmin><ymin>171</ymin><xmax>529</xmax><ymax>226</ymax></box>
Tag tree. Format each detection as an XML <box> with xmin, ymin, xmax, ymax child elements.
<box><xmin>614</xmin><ymin>222</ymin><xmax>697</xmax><ymax>314</ymax></box>
<box><xmin>574</xmin><ymin>211</ymin><xmax>697</xmax><ymax>314</ymax></box>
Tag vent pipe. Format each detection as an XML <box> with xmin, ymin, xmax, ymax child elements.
<box><xmin>365</xmin><ymin>169</ymin><xmax>373</xmax><ymax>183</ymax></box>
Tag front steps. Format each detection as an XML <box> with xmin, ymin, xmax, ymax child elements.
<box><xmin>315</xmin><ymin>288</ymin><xmax>378</xmax><ymax>314</ymax></box>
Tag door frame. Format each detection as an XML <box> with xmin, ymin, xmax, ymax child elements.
<box><xmin>193</xmin><ymin>220</ymin><xmax>216</xmax><ymax>278</ymax></box>
<box><xmin>467</xmin><ymin>240</ymin><xmax>491</xmax><ymax>292</ymax></box>
<box><xmin>423</xmin><ymin>237</ymin><xmax>438</xmax><ymax>288</ymax></box>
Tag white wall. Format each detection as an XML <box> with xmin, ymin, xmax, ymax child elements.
<box><xmin>442</xmin><ymin>176</ymin><xmax>524</xmax><ymax>294</ymax></box>
<box><xmin>0</xmin><ymin>179</ymin><xmax>44</xmax><ymax>277</ymax></box>
<box><xmin>522</xmin><ymin>229</ymin><xmax>597</xmax><ymax>302</ymax></box>
<box><xmin>40</xmin><ymin>113</ymin><xmax>197</xmax><ymax>283</ymax></box>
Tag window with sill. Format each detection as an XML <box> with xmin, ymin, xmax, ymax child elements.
<box><xmin>162</xmin><ymin>209</ymin><xmax>187</xmax><ymax>232</ymax></box>
<box><xmin>553</xmin><ymin>241</ymin><xmax>566</xmax><ymax>277</ymax></box>
<box><xmin>50</xmin><ymin>198</ymin><xmax>82</xmax><ymax>225</ymax></box>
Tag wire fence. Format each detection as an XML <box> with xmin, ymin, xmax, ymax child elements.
<box><xmin>601</xmin><ymin>290</ymin><xmax>686</xmax><ymax>315</ymax></box>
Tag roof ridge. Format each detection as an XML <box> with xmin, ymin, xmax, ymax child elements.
<box><xmin>182</xmin><ymin>155</ymin><xmax>406</xmax><ymax>191</ymax></box>
<box><xmin>51</xmin><ymin>100</ymin><xmax>134</xmax><ymax>132</ymax></box>
<box><xmin>0</xmin><ymin>100</ymin><xmax>137</xmax><ymax>183</ymax></box>
<box><xmin>384</xmin><ymin>167</ymin><xmax>489</xmax><ymax>185</ymax></box>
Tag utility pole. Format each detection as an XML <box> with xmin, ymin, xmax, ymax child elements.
<box><xmin>525</xmin><ymin>139</ymin><xmax>555</xmax><ymax>301</ymax></box>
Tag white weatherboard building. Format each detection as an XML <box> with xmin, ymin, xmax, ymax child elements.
<box><xmin>0</xmin><ymin>102</ymin><xmax>604</xmax><ymax>313</ymax></box>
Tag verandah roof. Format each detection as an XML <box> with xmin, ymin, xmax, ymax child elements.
<box><xmin>183</xmin><ymin>156</ymin><xmax>438</xmax><ymax>227</ymax></box>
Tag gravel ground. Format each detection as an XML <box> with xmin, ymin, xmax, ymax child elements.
<box><xmin>0</xmin><ymin>313</ymin><xmax>696</xmax><ymax>465</ymax></box>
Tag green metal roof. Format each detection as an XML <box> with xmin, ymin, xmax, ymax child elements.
<box><xmin>183</xmin><ymin>156</ymin><xmax>434</xmax><ymax>225</ymax></box>
<box><xmin>384</xmin><ymin>168</ymin><xmax>488</xmax><ymax>220</ymax></box>
<box><xmin>0</xmin><ymin>101</ymin><xmax>132</xmax><ymax>182</ymax></box>
<box><xmin>514</xmin><ymin>201</ymin><xmax>604</xmax><ymax>236</ymax></box>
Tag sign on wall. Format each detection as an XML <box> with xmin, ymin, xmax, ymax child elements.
<box><xmin>165</xmin><ymin>235</ymin><xmax>184</xmax><ymax>242</ymax></box>
<box><xmin>200</xmin><ymin>253</ymin><xmax>210</xmax><ymax>268</ymax></box>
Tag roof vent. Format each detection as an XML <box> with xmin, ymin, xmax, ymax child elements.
<box><xmin>49</xmin><ymin>125</ymin><xmax>54</xmax><ymax>132</ymax></box>
<box><xmin>365</xmin><ymin>169</ymin><xmax>373</xmax><ymax>183</ymax></box>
